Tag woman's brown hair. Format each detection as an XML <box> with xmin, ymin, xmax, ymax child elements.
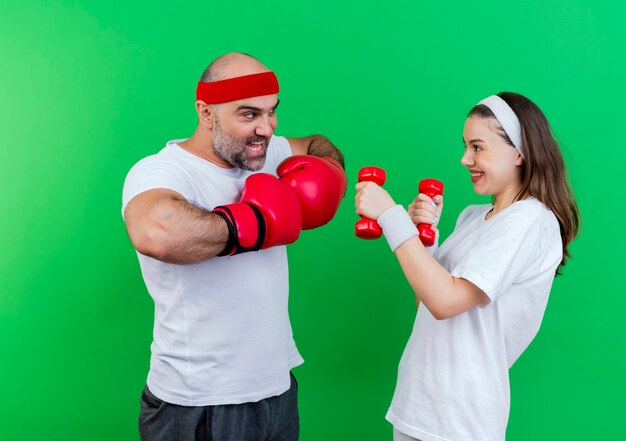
<box><xmin>469</xmin><ymin>92</ymin><xmax>580</xmax><ymax>274</ymax></box>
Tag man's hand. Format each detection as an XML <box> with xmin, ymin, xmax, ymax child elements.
<box><xmin>277</xmin><ymin>155</ymin><xmax>347</xmax><ymax>230</ymax></box>
<box><xmin>213</xmin><ymin>173</ymin><xmax>302</xmax><ymax>255</ymax></box>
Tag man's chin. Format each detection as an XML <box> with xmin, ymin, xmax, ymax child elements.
<box><xmin>240</xmin><ymin>156</ymin><xmax>267</xmax><ymax>172</ymax></box>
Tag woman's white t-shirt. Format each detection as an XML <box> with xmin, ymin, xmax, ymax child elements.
<box><xmin>387</xmin><ymin>198</ymin><xmax>562</xmax><ymax>441</ymax></box>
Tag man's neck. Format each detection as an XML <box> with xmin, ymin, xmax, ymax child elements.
<box><xmin>179</xmin><ymin>132</ymin><xmax>232</xmax><ymax>168</ymax></box>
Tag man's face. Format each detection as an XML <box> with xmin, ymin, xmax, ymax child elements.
<box><xmin>212</xmin><ymin>95</ymin><xmax>279</xmax><ymax>171</ymax></box>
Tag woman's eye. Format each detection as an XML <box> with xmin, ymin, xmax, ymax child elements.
<box><xmin>473</xmin><ymin>144</ymin><xmax>481</xmax><ymax>152</ymax></box>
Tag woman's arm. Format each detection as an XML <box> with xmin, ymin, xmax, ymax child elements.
<box><xmin>355</xmin><ymin>181</ymin><xmax>487</xmax><ymax>319</ymax></box>
<box><xmin>393</xmin><ymin>237</ymin><xmax>488</xmax><ymax>319</ymax></box>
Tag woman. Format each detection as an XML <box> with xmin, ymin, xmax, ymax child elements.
<box><xmin>355</xmin><ymin>92</ymin><xmax>580</xmax><ymax>441</ymax></box>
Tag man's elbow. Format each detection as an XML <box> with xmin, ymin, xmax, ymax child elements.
<box><xmin>126</xmin><ymin>210</ymin><xmax>177</xmax><ymax>260</ymax></box>
<box><xmin>128</xmin><ymin>224</ymin><xmax>171</xmax><ymax>260</ymax></box>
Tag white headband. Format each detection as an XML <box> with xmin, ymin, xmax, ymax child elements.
<box><xmin>478</xmin><ymin>95</ymin><xmax>524</xmax><ymax>158</ymax></box>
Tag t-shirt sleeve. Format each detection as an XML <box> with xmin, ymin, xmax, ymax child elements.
<box><xmin>266</xmin><ymin>135</ymin><xmax>293</xmax><ymax>169</ymax></box>
<box><xmin>121</xmin><ymin>156</ymin><xmax>193</xmax><ymax>217</ymax></box>
<box><xmin>450</xmin><ymin>213</ymin><xmax>541</xmax><ymax>305</ymax></box>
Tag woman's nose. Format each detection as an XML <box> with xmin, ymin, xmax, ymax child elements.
<box><xmin>460</xmin><ymin>149</ymin><xmax>473</xmax><ymax>167</ymax></box>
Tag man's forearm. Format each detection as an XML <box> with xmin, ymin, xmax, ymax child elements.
<box><xmin>307</xmin><ymin>135</ymin><xmax>345</xmax><ymax>168</ymax></box>
<box><xmin>156</xmin><ymin>201</ymin><xmax>229</xmax><ymax>263</ymax></box>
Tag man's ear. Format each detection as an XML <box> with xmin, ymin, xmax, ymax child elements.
<box><xmin>196</xmin><ymin>100</ymin><xmax>214</xmax><ymax>128</ymax></box>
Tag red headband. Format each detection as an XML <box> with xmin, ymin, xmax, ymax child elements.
<box><xmin>196</xmin><ymin>71</ymin><xmax>279</xmax><ymax>104</ymax></box>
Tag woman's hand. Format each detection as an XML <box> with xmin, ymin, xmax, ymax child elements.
<box><xmin>408</xmin><ymin>193</ymin><xmax>444</xmax><ymax>228</ymax></box>
<box><xmin>355</xmin><ymin>181</ymin><xmax>396</xmax><ymax>220</ymax></box>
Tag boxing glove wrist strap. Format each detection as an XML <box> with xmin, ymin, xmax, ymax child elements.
<box><xmin>377</xmin><ymin>204</ymin><xmax>418</xmax><ymax>252</ymax></box>
<box><xmin>213</xmin><ymin>203</ymin><xmax>266</xmax><ymax>256</ymax></box>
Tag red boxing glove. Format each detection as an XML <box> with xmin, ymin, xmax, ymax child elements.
<box><xmin>417</xmin><ymin>178</ymin><xmax>444</xmax><ymax>247</ymax></box>
<box><xmin>277</xmin><ymin>155</ymin><xmax>347</xmax><ymax>230</ymax></box>
<box><xmin>355</xmin><ymin>166</ymin><xmax>387</xmax><ymax>239</ymax></box>
<box><xmin>212</xmin><ymin>173</ymin><xmax>302</xmax><ymax>255</ymax></box>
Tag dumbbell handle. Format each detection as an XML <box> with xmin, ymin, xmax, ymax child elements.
<box><xmin>417</xmin><ymin>178</ymin><xmax>444</xmax><ymax>247</ymax></box>
<box><xmin>355</xmin><ymin>167</ymin><xmax>387</xmax><ymax>240</ymax></box>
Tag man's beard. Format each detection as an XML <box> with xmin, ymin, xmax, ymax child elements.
<box><xmin>212</xmin><ymin>117</ymin><xmax>268</xmax><ymax>171</ymax></box>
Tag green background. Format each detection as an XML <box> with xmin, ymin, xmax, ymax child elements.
<box><xmin>1</xmin><ymin>0</ymin><xmax>624</xmax><ymax>439</ymax></box>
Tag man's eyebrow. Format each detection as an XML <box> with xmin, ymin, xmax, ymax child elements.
<box><xmin>235</xmin><ymin>99</ymin><xmax>280</xmax><ymax>112</ymax></box>
<box><xmin>235</xmin><ymin>105</ymin><xmax>261</xmax><ymax>112</ymax></box>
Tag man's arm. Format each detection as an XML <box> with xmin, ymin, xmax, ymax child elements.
<box><xmin>123</xmin><ymin>188</ymin><xmax>229</xmax><ymax>264</ymax></box>
<box><xmin>287</xmin><ymin>135</ymin><xmax>345</xmax><ymax>168</ymax></box>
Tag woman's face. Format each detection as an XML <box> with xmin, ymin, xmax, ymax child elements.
<box><xmin>461</xmin><ymin>116</ymin><xmax>524</xmax><ymax>202</ymax></box>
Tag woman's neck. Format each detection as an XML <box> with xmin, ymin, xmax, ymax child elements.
<box><xmin>487</xmin><ymin>185</ymin><xmax>523</xmax><ymax>219</ymax></box>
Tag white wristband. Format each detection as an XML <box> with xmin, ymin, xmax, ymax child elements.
<box><xmin>376</xmin><ymin>204</ymin><xmax>418</xmax><ymax>252</ymax></box>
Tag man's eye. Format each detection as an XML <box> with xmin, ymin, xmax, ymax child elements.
<box><xmin>244</xmin><ymin>112</ymin><xmax>256</xmax><ymax>119</ymax></box>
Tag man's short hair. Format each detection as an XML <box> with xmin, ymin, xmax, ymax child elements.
<box><xmin>199</xmin><ymin>52</ymin><xmax>259</xmax><ymax>82</ymax></box>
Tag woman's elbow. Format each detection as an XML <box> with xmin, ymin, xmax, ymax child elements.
<box><xmin>422</xmin><ymin>300</ymin><xmax>464</xmax><ymax>321</ymax></box>
<box><xmin>430</xmin><ymin>308</ymin><xmax>457</xmax><ymax>321</ymax></box>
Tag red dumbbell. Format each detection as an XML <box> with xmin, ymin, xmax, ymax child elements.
<box><xmin>355</xmin><ymin>167</ymin><xmax>387</xmax><ymax>239</ymax></box>
<box><xmin>417</xmin><ymin>178</ymin><xmax>444</xmax><ymax>247</ymax></box>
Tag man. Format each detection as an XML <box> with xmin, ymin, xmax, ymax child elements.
<box><xmin>122</xmin><ymin>52</ymin><xmax>346</xmax><ymax>441</ymax></box>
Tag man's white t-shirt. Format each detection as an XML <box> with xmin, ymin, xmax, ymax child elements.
<box><xmin>386</xmin><ymin>198</ymin><xmax>562</xmax><ymax>441</ymax></box>
<box><xmin>122</xmin><ymin>135</ymin><xmax>303</xmax><ymax>406</ymax></box>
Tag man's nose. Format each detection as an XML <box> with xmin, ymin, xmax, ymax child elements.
<box><xmin>255</xmin><ymin>116</ymin><xmax>275</xmax><ymax>137</ymax></box>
